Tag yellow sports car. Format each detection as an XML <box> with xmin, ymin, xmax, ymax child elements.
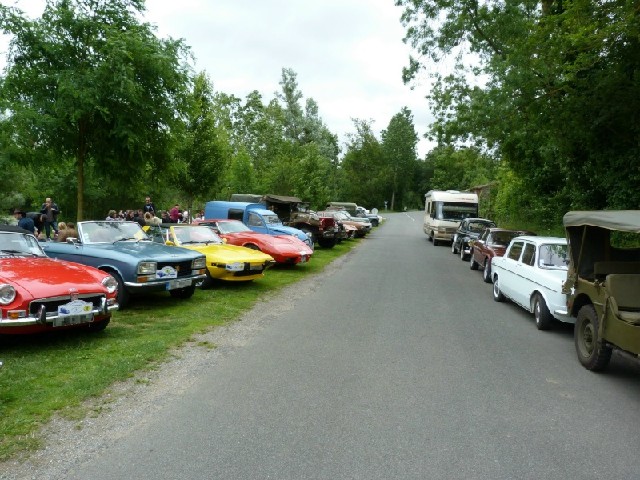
<box><xmin>145</xmin><ymin>224</ymin><xmax>274</xmax><ymax>284</ymax></box>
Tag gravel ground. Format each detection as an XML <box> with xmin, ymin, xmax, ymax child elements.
<box><xmin>0</xmin><ymin>252</ymin><xmax>352</xmax><ymax>480</ymax></box>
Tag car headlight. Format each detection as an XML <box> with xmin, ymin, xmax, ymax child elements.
<box><xmin>192</xmin><ymin>257</ymin><xmax>206</xmax><ymax>270</ymax></box>
<box><xmin>102</xmin><ymin>276</ymin><xmax>118</xmax><ymax>294</ymax></box>
<box><xmin>137</xmin><ymin>262</ymin><xmax>157</xmax><ymax>275</ymax></box>
<box><xmin>0</xmin><ymin>284</ymin><xmax>17</xmax><ymax>305</ymax></box>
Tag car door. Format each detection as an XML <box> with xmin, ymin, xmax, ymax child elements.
<box><xmin>498</xmin><ymin>240</ymin><xmax>524</xmax><ymax>300</ymax></box>
<box><xmin>473</xmin><ymin>229</ymin><xmax>490</xmax><ymax>263</ymax></box>
<box><xmin>509</xmin><ymin>241</ymin><xmax>537</xmax><ymax>308</ymax></box>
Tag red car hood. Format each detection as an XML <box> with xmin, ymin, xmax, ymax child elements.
<box><xmin>224</xmin><ymin>232</ymin><xmax>311</xmax><ymax>251</ymax></box>
<box><xmin>0</xmin><ymin>257</ymin><xmax>109</xmax><ymax>298</ymax></box>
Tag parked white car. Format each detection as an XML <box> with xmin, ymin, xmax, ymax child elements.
<box><xmin>491</xmin><ymin>236</ymin><xmax>572</xmax><ymax>330</ymax></box>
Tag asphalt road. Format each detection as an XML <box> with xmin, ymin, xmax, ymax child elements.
<box><xmin>67</xmin><ymin>211</ymin><xmax>640</xmax><ymax>479</ymax></box>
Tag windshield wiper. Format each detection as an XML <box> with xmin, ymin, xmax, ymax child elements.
<box><xmin>113</xmin><ymin>237</ymin><xmax>139</xmax><ymax>243</ymax></box>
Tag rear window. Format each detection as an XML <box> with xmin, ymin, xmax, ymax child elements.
<box><xmin>538</xmin><ymin>244</ymin><xmax>569</xmax><ymax>270</ymax></box>
<box><xmin>508</xmin><ymin>242</ymin><xmax>523</xmax><ymax>260</ymax></box>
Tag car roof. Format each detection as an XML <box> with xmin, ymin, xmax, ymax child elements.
<box><xmin>464</xmin><ymin>218</ymin><xmax>494</xmax><ymax>223</ymax></box>
<box><xmin>512</xmin><ymin>235</ymin><xmax>566</xmax><ymax>244</ymax></box>
<box><xmin>485</xmin><ymin>227</ymin><xmax>536</xmax><ymax>234</ymax></box>
<box><xmin>563</xmin><ymin>210</ymin><xmax>640</xmax><ymax>232</ymax></box>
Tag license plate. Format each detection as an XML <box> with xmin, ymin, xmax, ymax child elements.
<box><xmin>299</xmin><ymin>255</ymin><xmax>306</xmax><ymax>263</ymax></box>
<box><xmin>166</xmin><ymin>278</ymin><xmax>192</xmax><ymax>290</ymax></box>
<box><xmin>249</xmin><ymin>264</ymin><xmax>263</xmax><ymax>271</ymax></box>
<box><xmin>54</xmin><ymin>313</ymin><xmax>93</xmax><ymax>327</ymax></box>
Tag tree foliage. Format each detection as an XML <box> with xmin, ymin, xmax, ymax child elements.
<box><xmin>397</xmin><ymin>0</ymin><xmax>640</xmax><ymax>223</ymax></box>
<box><xmin>381</xmin><ymin>107</ymin><xmax>419</xmax><ymax>210</ymax></box>
<box><xmin>174</xmin><ymin>72</ymin><xmax>230</xmax><ymax>214</ymax></box>
<box><xmin>0</xmin><ymin>0</ymin><xmax>191</xmax><ymax>219</ymax></box>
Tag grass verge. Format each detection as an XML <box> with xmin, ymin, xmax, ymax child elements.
<box><xmin>0</xmin><ymin>239</ymin><xmax>359</xmax><ymax>461</ymax></box>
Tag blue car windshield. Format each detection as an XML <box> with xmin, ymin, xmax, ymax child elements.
<box><xmin>80</xmin><ymin>221</ymin><xmax>149</xmax><ymax>244</ymax></box>
<box><xmin>263</xmin><ymin>214</ymin><xmax>282</xmax><ymax>225</ymax></box>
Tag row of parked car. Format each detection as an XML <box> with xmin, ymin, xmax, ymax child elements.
<box><xmin>0</xmin><ymin>203</ymin><xmax>381</xmax><ymax>337</ymax></box>
<box><xmin>435</xmin><ymin>211</ymin><xmax>640</xmax><ymax>372</ymax></box>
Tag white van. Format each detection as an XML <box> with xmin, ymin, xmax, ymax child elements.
<box><xmin>423</xmin><ymin>190</ymin><xmax>479</xmax><ymax>245</ymax></box>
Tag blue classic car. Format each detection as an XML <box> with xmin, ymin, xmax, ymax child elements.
<box><xmin>42</xmin><ymin>221</ymin><xmax>207</xmax><ymax>307</ymax></box>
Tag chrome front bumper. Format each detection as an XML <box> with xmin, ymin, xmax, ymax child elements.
<box><xmin>0</xmin><ymin>297</ymin><xmax>118</xmax><ymax>328</ymax></box>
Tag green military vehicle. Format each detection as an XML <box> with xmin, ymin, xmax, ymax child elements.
<box><xmin>563</xmin><ymin>211</ymin><xmax>640</xmax><ymax>371</ymax></box>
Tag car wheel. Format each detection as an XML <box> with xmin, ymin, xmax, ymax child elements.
<box><xmin>245</xmin><ymin>243</ymin><xmax>260</xmax><ymax>250</ymax></box>
<box><xmin>169</xmin><ymin>284</ymin><xmax>196</xmax><ymax>299</ymax></box>
<box><xmin>492</xmin><ymin>275</ymin><xmax>504</xmax><ymax>302</ymax></box>
<box><xmin>432</xmin><ymin>232</ymin><xmax>439</xmax><ymax>246</ymax></box>
<box><xmin>451</xmin><ymin>237</ymin><xmax>458</xmax><ymax>254</ymax></box>
<box><xmin>482</xmin><ymin>259</ymin><xmax>492</xmax><ymax>283</ymax></box>
<box><xmin>574</xmin><ymin>304</ymin><xmax>612</xmax><ymax>371</ymax></box>
<box><xmin>88</xmin><ymin>317</ymin><xmax>110</xmax><ymax>332</ymax></box>
<box><xmin>470</xmin><ymin>253</ymin><xmax>479</xmax><ymax>270</ymax></box>
<box><xmin>318</xmin><ymin>238</ymin><xmax>336</xmax><ymax>248</ymax></box>
<box><xmin>460</xmin><ymin>244</ymin><xmax>469</xmax><ymax>261</ymax></box>
<box><xmin>107</xmin><ymin>271</ymin><xmax>129</xmax><ymax>308</ymax></box>
<box><xmin>533</xmin><ymin>293</ymin><xmax>553</xmax><ymax>330</ymax></box>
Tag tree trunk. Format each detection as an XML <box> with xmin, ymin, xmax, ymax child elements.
<box><xmin>76</xmin><ymin>120</ymin><xmax>87</xmax><ymax>221</ymax></box>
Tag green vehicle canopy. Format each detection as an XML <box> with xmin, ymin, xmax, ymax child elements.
<box><xmin>563</xmin><ymin>210</ymin><xmax>640</xmax><ymax>281</ymax></box>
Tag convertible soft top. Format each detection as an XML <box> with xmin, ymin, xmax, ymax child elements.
<box><xmin>563</xmin><ymin>210</ymin><xmax>640</xmax><ymax>233</ymax></box>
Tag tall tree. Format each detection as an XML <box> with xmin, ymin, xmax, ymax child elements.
<box><xmin>174</xmin><ymin>72</ymin><xmax>230</xmax><ymax>213</ymax></box>
<box><xmin>381</xmin><ymin>107</ymin><xmax>418</xmax><ymax>210</ymax></box>
<box><xmin>340</xmin><ymin>119</ymin><xmax>388</xmax><ymax>209</ymax></box>
<box><xmin>0</xmin><ymin>0</ymin><xmax>191</xmax><ymax>220</ymax></box>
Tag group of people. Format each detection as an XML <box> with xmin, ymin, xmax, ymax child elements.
<box><xmin>13</xmin><ymin>197</ymin><xmax>60</xmax><ymax>240</ymax></box>
<box><xmin>104</xmin><ymin>197</ymin><xmax>192</xmax><ymax>225</ymax></box>
<box><xmin>12</xmin><ymin>196</ymin><xmax>205</xmax><ymax>240</ymax></box>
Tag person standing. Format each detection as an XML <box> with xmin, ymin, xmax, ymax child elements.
<box><xmin>143</xmin><ymin>196</ymin><xmax>156</xmax><ymax>215</ymax></box>
<box><xmin>169</xmin><ymin>203</ymin><xmax>180</xmax><ymax>223</ymax></box>
<box><xmin>13</xmin><ymin>209</ymin><xmax>35</xmax><ymax>234</ymax></box>
<box><xmin>40</xmin><ymin>197</ymin><xmax>60</xmax><ymax>240</ymax></box>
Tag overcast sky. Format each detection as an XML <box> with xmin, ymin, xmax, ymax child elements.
<box><xmin>1</xmin><ymin>0</ymin><xmax>436</xmax><ymax>157</ymax></box>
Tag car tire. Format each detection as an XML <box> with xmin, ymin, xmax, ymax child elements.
<box><xmin>318</xmin><ymin>238</ymin><xmax>336</xmax><ymax>248</ymax></box>
<box><xmin>451</xmin><ymin>237</ymin><xmax>458</xmax><ymax>254</ymax></box>
<box><xmin>482</xmin><ymin>259</ymin><xmax>492</xmax><ymax>283</ymax></box>
<box><xmin>169</xmin><ymin>284</ymin><xmax>196</xmax><ymax>299</ymax></box>
<box><xmin>574</xmin><ymin>304</ymin><xmax>612</xmax><ymax>371</ymax></box>
<box><xmin>492</xmin><ymin>275</ymin><xmax>504</xmax><ymax>302</ymax></box>
<box><xmin>470</xmin><ymin>253</ymin><xmax>479</xmax><ymax>270</ymax></box>
<box><xmin>460</xmin><ymin>244</ymin><xmax>469</xmax><ymax>261</ymax></box>
<box><xmin>433</xmin><ymin>233</ymin><xmax>439</xmax><ymax>246</ymax></box>
<box><xmin>88</xmin><ymin>317</ymin><xmax>110</xmax><ymax>332</ymax></box>
<box><xmin>245</xmin><ymin>243</ymin><xmax>260</xmax><ymax>250</ymax></box>
<box><xmin>533</xmin><ymin>293</ymin><xmax>553</xmax><ymax>330</ymax></box>
<box><xmin>107</xmin><ymin>271</ymin><xmax>129</xmax><ymax>308</ymax></box>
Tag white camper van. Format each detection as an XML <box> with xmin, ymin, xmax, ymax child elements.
<box><xmin>423</xmin><ymin>190</ymin><xmax>479</xmax><ymax>245</ymax></box>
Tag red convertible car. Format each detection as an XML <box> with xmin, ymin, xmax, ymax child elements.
<box><xmin>0</xmin><ymin>226</ymin><xmax>119</xmax><ymax>334</ymax></box>
<box><xmin>193</xmin><ymin>219</ymin><xmax>313</xmax><ymax>265</ymax></box>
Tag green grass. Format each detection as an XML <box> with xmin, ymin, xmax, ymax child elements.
<box><xmin>0</xmin><ymin>239</ymin><xmax>359</xmax><ymax>461</ymax></box>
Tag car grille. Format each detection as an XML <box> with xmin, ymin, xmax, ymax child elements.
<box><xmin>29</xmin><ymin>294</ymin><xmax>106</xmax><ymax>316</ymax></box>
<box><xmin>158</xmin><ymin>260</ymin><xmax>194</xmax><ymax>278</ymax></box>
